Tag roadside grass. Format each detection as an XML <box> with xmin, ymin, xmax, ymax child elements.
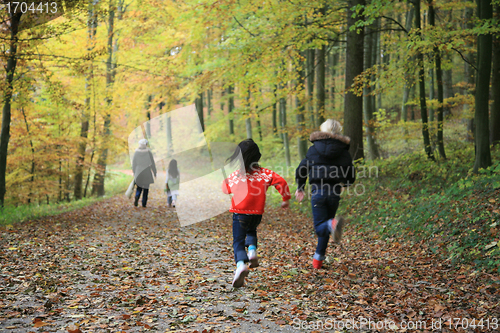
<box><xmin>0</xmin><ymin>170</ymin><xmax>130</xmax><ymax>225</ymax></box>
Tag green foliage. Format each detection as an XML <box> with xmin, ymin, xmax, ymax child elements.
<box><xmin>339</xmin><ymin>144</ymin><xmax>500</xmax><ymax>273</ymax></box>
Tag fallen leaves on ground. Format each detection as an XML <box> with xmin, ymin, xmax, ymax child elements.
<box><xmin>0</xmin><ymin>191</ymin><xmax>499</xmax><ymax>332</ymax></box>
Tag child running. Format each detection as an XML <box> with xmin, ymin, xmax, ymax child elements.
<box><xmin>295</xmin><ymin>119</ymin><xmax>355</xmax><ymax>269</ymax></box>
<box><xmin>222</xmin><ymin>139</ymin><xmax>291</xmax><ymax>288</ymax></box>
<box><xmin>165</xmin><ymin>159</ymin><xmax>180</xmax><ymax>208</ymax></box>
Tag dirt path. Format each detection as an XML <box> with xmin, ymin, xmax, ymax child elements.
<box><xmin>1</xmin><ymin>193</ymin><xmax>499</xmax><ymax>332</ymax></box>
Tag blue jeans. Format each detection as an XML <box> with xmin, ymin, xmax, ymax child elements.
<box><xmin>311</xmin><ymin>187</ymin><xmax>340</xmax><ymax>260</ymax></box>
<box><xmin>232</xmin><ymin>213</ymin><xmax>262</xmax><ymax>263</ymax></box>
<box><xmin>135</xmin><ymin>186</ymin><xmax>149</xmax><ymax>207</ymax></box>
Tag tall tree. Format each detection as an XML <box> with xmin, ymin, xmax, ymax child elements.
<box><xmin>92</xmin><ymin>0</ymin><xmax>120</xmax><ymax>196</ymax></box>
<box><xmin>363</xmin><ymin>21</ymin><xmax>380</xmax><ymax>160</ymax></box>
<box><xmin>74</xmin><ymin>0</ymin><xmax>98</xmax><ymax>200</ymax></box>
<box><xmin>207</xmin><ymin>89</ymin><xmax>212</xmax><ymax>116</ymax></box>
<box><xmin>227</xmin><ymin>86</ymin><xmax>234</xmax><ymax>135</ymax></box>
<box><xmin>196</xmin><ymin>93</ymin><xmax>205</xmax><ymax>132</ymax></box>
<box><xmin>245</xmin><ymin>89</ymin><xmax>252</xmax><ymax>139</ymax></box>
<box><xmin>296</xmin><ymin>54</ymin><xmax>308</xmax><ymax>160</ymax></box>
<box><xmin>473</xmin><ymin>0</ymin><xmax>493</xmax><ymax>172</ymax></box>
<box><xmin>490</xmin><ymin>4</ymin><xmax>500</xmax><ymax>146</ymax></box>
<box><xmin>329</xmin><ymin>43</ymin><xmax>340</xmax><ymax>112</ymax></box>
<box><xmin>279</xmin><ymin>84</ymin><xmax>291</xmax><ymax>167</ymax></box>
<box><xmin>306</xmin><ymin>48</ymin><xmax>315</xmax><ymax>127</ymax></box>
<box><xmin>344</xmin><ymin>0</ymin><xmax>365</xmax><ymax>161</ymax></box>
<box><xmin>316</xmin><ymin>45</ymin><xmax>326</xmax><ymax>127</ymax></box>
<box><xmin>414</xmin><ymin>0</ymin><xmax>434</xmax><ymax>160</ymax></box>
<box><xmin>464</xmin><ymin>2</ymin><xmax>476</xmax><ymax>142</ymax></box>
<box><xmin>0</xmin><ymin>11</ymin><xmax>23</xmax><ymax>208</ymax></box>
<box><xmin>272</xmin><ymin>87</ymin><xmax>278</xmax><ymax>136</ymax></box>
<box><xmin>428</xmin><ymin>2</ymin><xmax>446</xmax><ymax>159</ymax></box>
<box><xmin>401</xmin><ymin>6</ymin><xmax>415</xmax><ymax>130</ymax></box>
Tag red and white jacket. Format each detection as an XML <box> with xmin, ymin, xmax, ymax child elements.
<box><xmin>222</xmin><ymin>167</ymin><xmax>291</xmax><ymax>215</ymax></box>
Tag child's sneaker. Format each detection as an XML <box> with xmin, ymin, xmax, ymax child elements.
<box><xmin>331</xmin><ymin>216</ymin><xmax>345</xmax><ymax>243</ymax></box>
<box><xmin>232</xmin><ymin>264</ymin><xmax>249</xmax><ymax>288</ymax></box>
<box><xmin>248</xmin><ymin>250</ymin><xmax>259</xmax><ymax>268</ymax></box>
<box><xmin>312</xmin><ymin>258</ymin><xmax>323</xmax><ymax>269</ymax></box>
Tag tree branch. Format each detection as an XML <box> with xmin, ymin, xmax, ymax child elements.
<box><xmin>233</xmin><ymin>16</ymin><xmax>258</xmax><ymax>37</ymax></box>
<box><xmin>381</xmin><ymin>15</ymin><xmax>408</xmax><ymax>34</ymax></box>
<box><xmin>452</xmin><ymin>47</ymin><xmax>477</xmax><ymax>71</ymax></box>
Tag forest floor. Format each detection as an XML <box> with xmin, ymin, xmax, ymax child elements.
<box><xmin>1</xmin><ymin>192</ymin><xmax>499</xmax><ymax>333</ymax></box>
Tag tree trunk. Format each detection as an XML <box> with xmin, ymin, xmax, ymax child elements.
<box><xmin>316</xmin><ymin>45</ymin><xmax>326</xmax><ymax>126</ymax></box>
<box><xmin>196</xmin><ymin>93</ymin><xmax>204</xmax><ymax>132</ymax></box>
<box><xmin>20</xmin><ymin>108</ymin><xmax>35</xmax><ymax>204</ymax></box>
<box><xmin>363</xmin><ymin>22</ymin><xmax>380</xmax><ymax>160</ymax></box>
<box><xmin>329</xmin><ymin>42</ymin><xmax>339</xmax><ymax>112</ymax></box>
<box><xmin>464</xmin><ymin>3</ymin><xmax>476</xmax><ymax>142</ymax></box>
<box><xmin>344</xmin><ymin>0</ymin><xmax>365</xmax><ymax>161</ymax></box>
<box><xmin>272</xmin><ymin>88</ymin><xmax>278</xmax><ymax>136</ymax></box>
<box><xmin>207</xmin><ymin>89</ymin><xmax>212</xmax><ymax>116</ymax></box>
<box><xmin>414</xmin><ymin>0</ymin><xmax>434</xmax><ymax>160</ymax></box>
<box><xmin>306</xmin><ymin>48</ymin><xmax>315</xmax><ymax>127</ymax></box>
<box><xmin>401</xmin><ymin>7</ymin><xmax>415</xmax><ymax>132</ymax></box>
<box><xmin>296</xmin><ymin>54</ymin><xmax>308</xmax><ymax>160</ymax></box>
<box><xmin>92</xmin><ymin>0</ymin><xmax>117</xmax><ymax>196</ymax></box>
<box><xmin>280</xmin><ymin>85</ymin><xmax>291</xmax><ymax>167</ymax></box>
<box><xmin>490</xmin><ymin>5</ymin><xmax>500</xmax><ymax>146</ymax></box>
<box><xmin>74</xmin><ymin>3</ymin><xmax>98</xmax><ymax>200</ymax></box>
<box><xmin>429</xmin><ymin>3</ymin><xmax>446</xmax><ymax>159</ymax></box>
<box><xmin>473</xmin><ymin>0</ymin><xmax>493</xmax><ymax>172</ymax></box>
<box><xmin>428</xmin><ymin>68</ymin><xmax>435</xmax><ymax>122</ymax></box>
<box><xmin>246</xmin><ymin>90</ymin><xmax>252</xmax><ymax>139</ymax></box>
<box><xmin>0</xmin><ymin>12</ymin><xmax>22</xmax><ymax>208</ymax></box>
<box><xmin>227</xmin><ymin>85</ymin><xmax>234</xmax><ymax>135</ymax></box>
<box><xmin>145</xmin><ymin>95</ymin><xmax>152</xmax><ymax>138</ymax></box>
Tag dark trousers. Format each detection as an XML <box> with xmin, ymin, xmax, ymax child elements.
<box><xmin>311</xmin><ymin>187</ymin><xmax>340</xmax><ymax>260</ymax></box>
<box><xmin>232</xmin><ymin>213</ymin><xmax>262</xmax><ymax>263</ymax></box>
<box><xmin>135</xmin><ymin>186</ymin><xmax>149</xmax><ymax>207</ymax></box>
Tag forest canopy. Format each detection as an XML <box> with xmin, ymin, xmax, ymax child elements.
<box><xmin>0</xmin><ymin>0</ymin><xmax>499</xmax><ymax>207</ymax></box>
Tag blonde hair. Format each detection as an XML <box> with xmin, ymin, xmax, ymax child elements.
<box><xmin>320</xmin><ymin>119</ymin><xmax>342</xmax><ymax>135</ymax></box>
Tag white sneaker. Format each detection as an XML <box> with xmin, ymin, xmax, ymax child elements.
<box><xmin>232</xmin><ymin>264</ymin><xmax>249</xmax><ymax>288</ymax></box>
<box><xmin>172</xmin><ymin>200</ymin><xmax>176</xmax><ymax>208</ymax></box>
<box><xmin>248</xmin><ymin>249</ymin><xmax>259</xmax><ymax>268</ymax></box>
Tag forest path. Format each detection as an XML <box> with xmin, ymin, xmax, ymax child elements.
<box><xmin>1</xmin><ymin>193</ymin><xmax>499</xmax><ymax>332</ymax></box>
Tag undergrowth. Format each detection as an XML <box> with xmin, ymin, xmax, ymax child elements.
<box><xmin>340</xmin><ymin>142</ymin><xmax>500</xmax><ymax>273</ymax></box>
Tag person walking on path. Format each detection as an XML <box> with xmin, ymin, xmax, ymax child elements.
<box><xmin>165</xmin><ymin>159</ymin><xmax>180</xmax><ymax>208</ymax></box>
<box><xmin>222</xmin><ymin>139</ymin><xmax>291</xmax><ymax>288</ymax></box>
<box><xmin>295</xmin><ymin>119</ymin><xmax>355</xmax><ymax>269</ymax></box>
<box><xmin>132</xmin><ymin>139</ymin><xmax>157</xmax><ymax>208</ymax></box>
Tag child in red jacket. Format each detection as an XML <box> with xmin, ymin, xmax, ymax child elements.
<box><xmin>222</xmin><ymin>139</ymin><xmax>291</xmax><ymax>288</ymax></box>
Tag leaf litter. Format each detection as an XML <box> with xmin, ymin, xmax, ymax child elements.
<box><xmin>0</xmin><ymin>191</ymin><xmax>499</xmax><ymax>332</ymax></box>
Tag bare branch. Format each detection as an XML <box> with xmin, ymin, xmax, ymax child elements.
<box><xmin>381</xmin><ymin>15</ymin><xmax>408</xmax><ymax>34</ymax></box>
<box><xmin>233</xmin><ymin>16</ymin><xmax>258</xmax><ymax>37</ymax></box>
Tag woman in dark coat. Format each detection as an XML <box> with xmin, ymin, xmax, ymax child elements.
<box><xmin>132</xmin><ymin>139</ymin><xmax>157</xmax><ymax>207</ymax></box>
<box><xmin>295</xmin><ymin>119</ymin><xmax>355</xmax><ymax>269</ymax></box>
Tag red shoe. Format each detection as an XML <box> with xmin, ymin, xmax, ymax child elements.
<box><xmin>312</xmin><ymin>259</ymin><xmax>323</xmax><ymax>269</ymax></box>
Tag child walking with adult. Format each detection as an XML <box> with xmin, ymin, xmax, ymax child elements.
<box><xmin>222</xmin><ymin>139</ymin><xmax>291</xmax><ymax>288</ymax></box>
<box><xmin>132</xmin><ymin>139</ymin><xmax>157</xmax><ymax>208</ymax></box>
<box><xmin>165</xmin><ymin>159</ymin><xmax>180</xmax><ymax>208</ymax></box>
<box><xmin>295</xmin><ymin>119</ymin><xmax>355</xmax><ymax>269</ymax></box>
